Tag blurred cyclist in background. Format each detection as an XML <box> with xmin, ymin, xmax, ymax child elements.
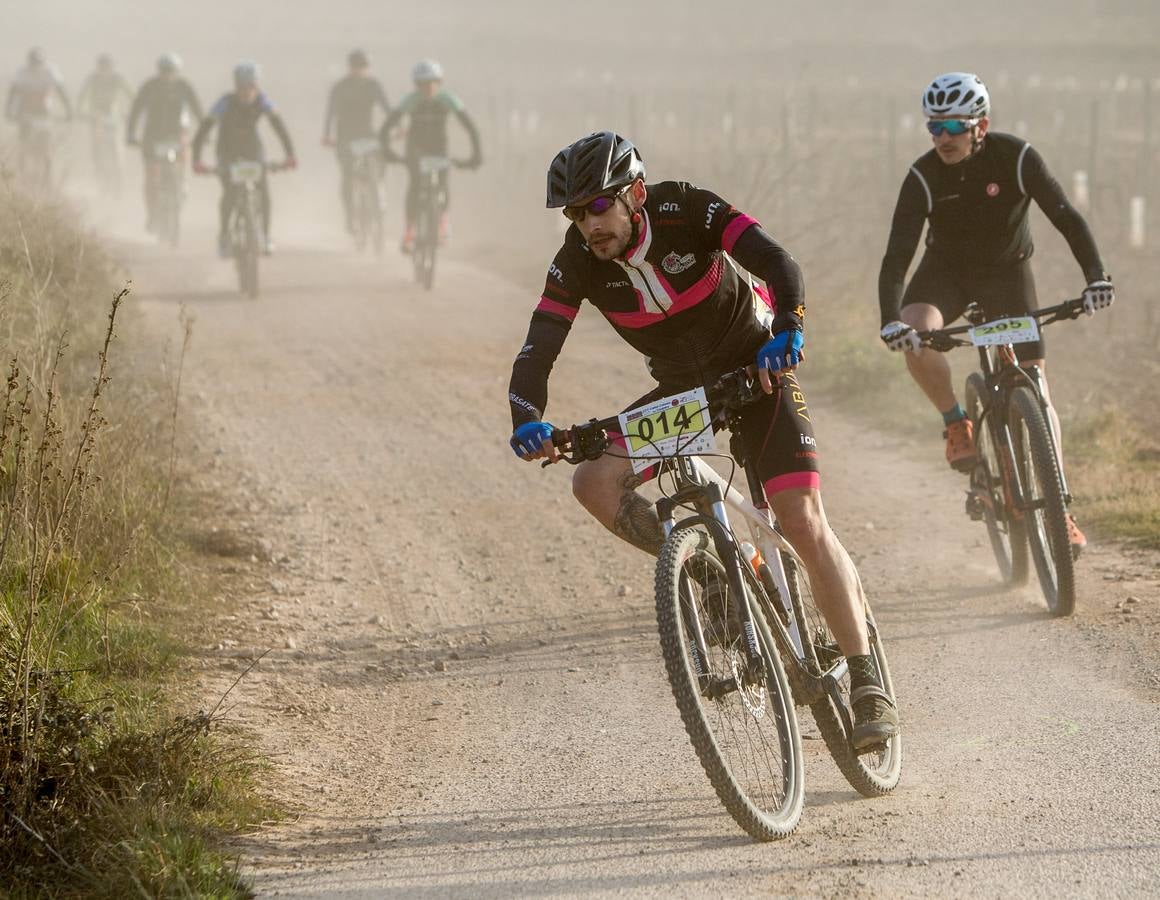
<box><xmin>127</xmin><ymin>53</ymin><xmax>203</xmax><ymax>231</ymax></box>
<box><xmin>193</xmin><ymin>62</ymin><xmax>297</xmax><ymax>256</ymax></box>
<box><xmin>5</xmin><ymin>48</ymin><xmax>72</xmax><ymax>185</ymax></box>
<box><xmin>877</xmin><ymin>72</ymin><xmax>1113</xmax><ymax>555</ymax></box>
<box><xmin>323</xmin><ymin>48</ymin><xmax>390</xmax><ymax>234</ymax></box>
<box><xmin>378</xmin><ymin>59</ymin><xmax>481</xmax><ymax>253</ymax></box>
<box><xmin>77</xmin><ymin>54</ymin><xmax>133</xmax><ymax>192</ymax></box>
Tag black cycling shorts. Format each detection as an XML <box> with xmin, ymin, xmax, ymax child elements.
<box><xmin>902</xmin><ymin>254</ymin><xmax>1044</xmax><ymax>360</ymax></box>
<box><xmin>614</xmin><ymin>371</ymin><xmax>820</xmax><ymax>497</ymax></box>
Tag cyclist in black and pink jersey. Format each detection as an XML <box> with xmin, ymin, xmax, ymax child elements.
<box><xmin>506</xmin><ymin>130</ymin><xmax>898</xmax><ymax>749</ymax></box>
<box><xmin>877</xmin><ymin>72</ymin><xmax>1115</xmax><ymax>555</ymax></box>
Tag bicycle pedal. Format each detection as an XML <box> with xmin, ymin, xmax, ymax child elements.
<box><xmin>965</xmin><ymin>491</ymin><xmax>986</xmax><ymax>521</ymax></box>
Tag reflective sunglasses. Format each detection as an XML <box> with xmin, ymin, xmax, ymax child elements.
<box><xmin>926</xmin><ymin>118</ymin><xmax>977</xmax><ymax>137</ymax></box>
<box><xmin>563</xmin><ymin>187</ymin><xmax>627</xmax><ymax>222</ymax></box>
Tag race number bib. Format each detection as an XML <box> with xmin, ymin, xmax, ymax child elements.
<box><xmin>347</xmin><ymin>138</ymin><xmax>380</xmax><ymax>156</ymax></box>
<box><xmin>969</xmin><ymin>316</ymin><xmax>1040</xmax><ymax>346</ymax></box>
<box><xmin>230</xmin><ymin>160</ymin><xmax>264</xmax><ymax>184</ymax></box>
<box><xmin>418</xmin><ymin>156</ymin><xmax>451</xmax><ymax>174</ymax></box>
<box><xmin>152</xmin><ymin>141</ymin><xmax>182</xmax><ymax>161</ymax></box>
<box><xmin>617</xmin><ymin>387</ymin><xmax>715</xmax><ymax>474</ymax></box>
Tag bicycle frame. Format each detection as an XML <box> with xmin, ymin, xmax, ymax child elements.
<box><xmin>653</xmin><ymin>451</ymin><xmax>849</xmax><ymax>712</ymax></box>
<box><xmin>962</xmin><ymin>306</ymin><xmax>1073</xmax><ymax>516</ymax></box>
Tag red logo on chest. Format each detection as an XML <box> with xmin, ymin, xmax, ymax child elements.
<box><xmin>986</xmin><ymin>182</ymin><xmax>1001</xmax><ymax>197</ymax></box>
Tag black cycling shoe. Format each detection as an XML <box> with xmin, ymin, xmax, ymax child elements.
<box><xmin>850</xmin><ymin>684</ymin><xmax>899</xmax><ymax>752</ymax></box>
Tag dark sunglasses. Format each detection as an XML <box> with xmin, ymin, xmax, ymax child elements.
<box><xmin>563</xmin><ymin>188</ymin><xmax>626</xmax><ymax>222</ymax></box>
<box><xmin>926</xmin><ymin>118</ymin><xmax>977</xmax><ymax>137</ymax></box>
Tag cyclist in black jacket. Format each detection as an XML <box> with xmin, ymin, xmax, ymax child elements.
<box><xmin>507</xmin><ymin>131</ymin><xmax>898</xmax><ymax>750</ymax></box>
<box><xmin>126</xmin><ymin>53</ymin><xmax>203</xmax><ymax>232</ymax></box>
<box><xmin>322</xmin><ymin>49</ymin><xmax>389</xmax><ymax>234</ymax></box>
<box><xmin>878</xmin><ymin>72</ymin><xmax>1115</xmax><ymax>554</ymax></box>
<box><xmin>192</xmin><ymin>62</ymin><xmax>296</xmax><ymax>256</ymax></box>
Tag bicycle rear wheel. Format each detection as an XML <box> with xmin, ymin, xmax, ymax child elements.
<box><xmin>1008</xmin><ymin>386</ymin><xmax>1075</xmax><ymax>616</ymax></box>
<box><xmin>780</xmin><ymin>552</ymin><xmax>902</xmax><ymax>795</ymax></box>
<box><xmin>654</xmin><ymin>526</ymin><xmax>803</xmax><ymax>840</ymax></box>
<box><xmin>965</xmin><ymin>373</ymin><xmax>1028</xmax><ymax>585</ymax></box>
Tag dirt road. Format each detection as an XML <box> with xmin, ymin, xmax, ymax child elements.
<box><xmin>125</xmin><ymin>233</ymin><xmax>1159</xmax><ymax>899</ymax></box>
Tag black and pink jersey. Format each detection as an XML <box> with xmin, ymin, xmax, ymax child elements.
<box><xmin>509</xmin><ymin>181</ymin><xmax>803</xmax><ymax>428</ymax></box>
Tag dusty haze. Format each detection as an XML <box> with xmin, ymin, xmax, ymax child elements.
<box><xmin>4</xmin><ymin>2</ymin><xmax>1159</xmax><ymax>897</ymax></box>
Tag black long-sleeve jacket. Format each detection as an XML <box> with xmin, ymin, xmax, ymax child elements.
<box><xmin>878</xmin><ymin>132</ymin><xmax>1107</xmax><ymax>326</ymax></box>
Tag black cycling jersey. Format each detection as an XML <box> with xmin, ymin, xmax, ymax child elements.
<box><xmin>78</xmin><ymin>69</ymin><xmax>132</xmax><ymax>118</ymax></box>
<box><xmin>323</xmin><ymin>74</ymin><xmax>389</xmax><ymax>145</ymax></box>
<box><xmin>192</xmin><ymin>91</ymin><xmax>294</xmax><ymax>165</ymax></box>
<box><xmin>508</xmin><ymin>181</ymin><xmax>804</xmax><ymax>429</ymax></box>
<box><xmin>379</xmin><ymin>89</ymin><xmax>480</xmax><ymax>162</ymax></box>
<box><xmin>878</xmin><ymin>131</ymin><xmax>1107</xmax><ymax>327</ymax></box>
<box><xmin>126</xmin><ymin>76</ymin><xmax>202</xmax><ymax>144</ymax></box>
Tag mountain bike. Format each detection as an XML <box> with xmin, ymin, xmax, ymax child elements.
<box><xmin>917</xmin><ymin>298</ymin><xmax>1087</xmax><ymax>616</ymax></box>
<box><xmin>346</xmin><ymin>138</ymin><xmax>384</xmax><ymax>255</ymax></box>
<box><xmin>549</xmin><ymin>370</ymin><xmax>901</xmax><ymax>840</ymax></box>
<box><xmin>198</xmin><ymin>160</ymin><xmax>284</xmax><ymax>298</ymax></box>
<box><xmin>410</xmin><ymin>155</ymin><xmax>453</xmax><ymax>290</ymax></box>
<box><xmin>17</xmin><ymin>116</ymin><xmax>61</xmax><ymax>188</ymax></box>
<box><xmin>149</xmin><ymin>139</ymin><xmax>185</xmax><ymax>248</ymax></box>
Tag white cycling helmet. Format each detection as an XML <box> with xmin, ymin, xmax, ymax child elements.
<box><xmin>922</xmin><ymin>72</ymin><xmax>989</xmax><ymax>119</ymax></box>
<box><xmin>234</xmin><ymin>61</ymin><xmax>261</xmax><ymax>88</ymax></box>
<box><xmin>412</xmin><ymin>59</ymin><xmax>444</xmax><ymax>83</ymax></box>
<box><xmin>157</xmin><ymin>52</ymin><xmax>182</xmax><ymax>74</ymax></box>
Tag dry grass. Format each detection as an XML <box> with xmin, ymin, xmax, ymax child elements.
<box><xmin>0</xmin><ymin>176</ymin><xmax>269</xmax><ymax>897</ymax></box>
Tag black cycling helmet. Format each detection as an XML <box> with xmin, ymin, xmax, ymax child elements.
<box><xmin>348</xmin><ymin>49</ymin><xmax>369</xmax><ymax>69</ymax></box>
<box><xmin>546</xmin><ymin>131</ymin><xmax>645</xmax><ymax>209</ymax></box>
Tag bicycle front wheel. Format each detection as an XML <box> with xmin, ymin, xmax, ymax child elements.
<box><xmin>1008</xmin><ymin>386</ymin><xmax>1075</xmax><ymax>616</ymax></box>
<box><xmin>781</xmin><ymin>552</ymin><xmax>902</xmax><ymax>796</ymax></box>
<box><xmin>654</xmin><ymin>526</ymin><xmax>803</xmax><ymax>840</ymax></box>
<box><xmin>413</xmin><ymin>201</ymin><xmax>436</xmax><ymax>290</ymax></box>
<box><xmin>965</xmin><ymin>373</ymin><xmax>1028</xmax><ymax>585</ymax></box>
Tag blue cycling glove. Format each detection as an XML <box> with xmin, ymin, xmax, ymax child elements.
<box><xmin>510</xmin><ymin>421</ymin><xmax>555</xmax><ymax>457</ymax></box>
<box><xmin>756</xmin><ymin>329</ymin><xmax>804</xmax><ymax>373</ymax></box>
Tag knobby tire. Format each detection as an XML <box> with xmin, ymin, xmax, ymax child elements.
<box><xmin>654</xmin><ymin>526</ymin><xmax>803</xmax><ymax>841</ymax></box>
<box><xmin>965</xmin><ymin>373</ymin><xmax>1029</xmax><ymax>586</ymax></box>
<box><xmin>1008</xmin><ymin>386</ymin><xmax>1075</xmax><ymax>616</ymax></box>
<box><xmin>780</xmin><ymin>553</ymin><xmax>902</xmax><ymax>796</ymax></box>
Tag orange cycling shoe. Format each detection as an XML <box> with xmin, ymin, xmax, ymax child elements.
<box><xmin>1066</xmin><ymin>514</ymin><xmax>1087</xmax><ymax>559</ymax></box>
<box><xmin>943</xmin><ymin>418</ymin><xmax>976</xmax><ymax>473</ymax></box>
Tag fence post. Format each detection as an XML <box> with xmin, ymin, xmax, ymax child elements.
<box><xmin>1141</xmin><ymin>80</ymin><xmax>1153</xmax><ymax>243</ymax></box>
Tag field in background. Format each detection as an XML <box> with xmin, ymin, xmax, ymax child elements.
<box><xmin>467</xmin><ymin>72</ymin><xmax>1160</xmax><ymax>546</ymax></box>
<box><xmin>0</xmin><ymin>2</ymin><xmax>1155</xmax><ymax>540</ymax></box>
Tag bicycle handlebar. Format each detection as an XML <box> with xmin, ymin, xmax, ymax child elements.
<box><xmin>547</xmin><ymin>366</ymin><xmax>765</xmax><ymax>466</ymax></box>
<box><xmin>193</xmin><ymin>161</ymin><xmax>293</xmax><ymax>176</ymax></box>
<box><xmin>916</xmin><ymin>298</ymin><xmax>1086</xmax><ymax>351</ymax></box>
